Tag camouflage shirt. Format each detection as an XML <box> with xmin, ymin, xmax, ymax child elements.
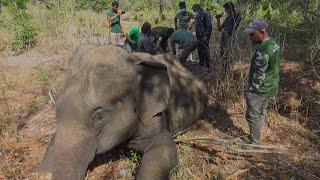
<box><xmin>174</xmin><ymin>11</ymin><xmax>194</xmax><ymax>30</ymax></box>
<box><xmin>248</xmin><ymin>38</ymin><xmax>281</xmax><ymax>97</ymax></box>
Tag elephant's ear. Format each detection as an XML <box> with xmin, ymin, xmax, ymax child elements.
<box><xmin>130</xmin><ymin>53</ymin><xmax>170</xmax><ymax>122</ymax></box>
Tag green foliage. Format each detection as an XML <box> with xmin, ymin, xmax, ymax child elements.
<box><xmin>129</xmin><ymin>150</ymin><xmax>140</xmax><ymax>165</ymax></box>
<box><xmin>10</xmin><ymin>9</ymin><xmax>38</xmax><ymax>54</ymax></box>
<box><xmin>35</xmin><ymin>68</ymin><xmax>53</xmax><ymax>83</ymax></box>
<box><xmin>75</xmin><ymin>0</ymin><xmax>111</xmax><ymax>12</ymax></box>
<box><xmin>2</xmin><ymin>0</ymin><xmax>28</xmax><ymax>9</ymax></box>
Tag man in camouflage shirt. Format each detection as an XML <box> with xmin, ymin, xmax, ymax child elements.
<box><xmin>174</xmin><ymin>2</ymin><xmax>194</xmax><ymax>30</ymax></box>
<box><xmin>244</xmin><ymin>20</ymin><xmax>281</xmax><ymax>145</ymax></box>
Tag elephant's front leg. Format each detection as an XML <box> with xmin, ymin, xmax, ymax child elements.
<box><xmin>136</xmin><ymin>130</ymin><xmax>178</xmax><ymax>180</ymax></box>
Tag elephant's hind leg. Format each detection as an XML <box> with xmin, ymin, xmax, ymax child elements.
<box><xmin>136</xmin><ymin>130</ymin><xmax>177</xmax><ymax>180</ymax></box>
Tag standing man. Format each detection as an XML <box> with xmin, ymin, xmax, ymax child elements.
<box><xmin>192</xmin><ymin>4</ymin><xmax>212</xmax><ymax>69</ymax></box>
<box><xmin>174</xmin><ymin>2</ymin><xmax>194</xmax><ymax>30</ymax></box>
<box><xmin>106</xmin><ymin>1</ymin><xmax>124</xmax><ymax>46</ymax></box>
<box><xmin>137</xmin><ymin>22</ymin><xmax>157</xmax><ymax>55</ymax></box>
<box><xmin>244</xmin><ymin>20</ymin><xmax>281</xmax><ymax>145</ymax></box>
<box><xmin>171</xmin><ymin>29</ymin><xmax>198</xmax><ymax>65</ymax></box>
<box><xmin>216</xmin><ymin>2</ymin><xmax>241</xmax><ymax>68</ymax></box>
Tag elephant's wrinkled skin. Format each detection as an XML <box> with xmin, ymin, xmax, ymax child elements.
<box><xmin>38</xmin><ymin>45</ymin><xmax>207</xmax><ymax>179</ymax></box>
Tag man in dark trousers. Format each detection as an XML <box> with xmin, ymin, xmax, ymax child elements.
<box><xmin>244</xmin><ymin>20</ymin><xmax>281</xmax><ymax>145</ymax></box>
<box><xmin>192</xmin><ymin>4</ymin><xmax>212</xmax><ymax>69</ymax></box>
<box><xmin>216</xmin><ymin>2</ymin><xmax>241</xmax><ymax>68</ymax></box>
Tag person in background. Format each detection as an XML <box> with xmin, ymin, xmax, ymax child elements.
<box><xmin>137</xmin><ymin>22</ymin><xmax>157</xmax><ymax>55</ymax></box>
<box><xmin>171</xmin><ymin>29</ymin><xmax>198</xmax><ymax>65</ymax></box>
<box><xmin>106</xmin><ymin>0</ymin><xmax>125</xmax><ymax>46</ymax></box>
<box><xmin>192</xmin><ymin>3</ymin><xmax>212</xmax><ymax>69</ymax></box>
<box><xmin>174</xmin><ymin>1</ymin><xmax>194</xmax><ymax>30</ymax></box>
<box><xmin>151</xmin><ymin>26</ymin><xmax>175</xmax><ymax>53</ymax></box>
<box><xmin>244</xmin><ymin>20</ymin><xmax>281</xmax><ymax>145</ymax></box>
<box><xmin>125</xmin><ymin>26</ymin><xmax>141</xmax><ymax>53</ymax></box>
<box><xmin>215</xmin><ymin>2</ymin><xmax>241</xmax><ymax>68</ymax></box>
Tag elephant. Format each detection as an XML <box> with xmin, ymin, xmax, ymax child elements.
<box><xmin>38</xmin><ymin>44</ymin><xmax>207</xmax><ymax>179</ymax></box>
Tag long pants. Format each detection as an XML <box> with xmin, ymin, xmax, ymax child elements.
<box><xmin>178</xmin><ymin>41</ymin><xmax>198</xmax><ymax>64</ymax></box>
<box><xmin>245</xmin><ymin>92</ymin><xmax>271</xmax><ymax>144</ymax></box>
<box><xmin>197</xmin><ymin>40</ymin><xmax>211</xmax><ymax>68</ymax></box>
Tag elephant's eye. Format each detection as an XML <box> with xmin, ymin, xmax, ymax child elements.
<box><xmin>92</xmin><ymin>107</ymin><xmax>111</xmax><ymax>130</ymax></box>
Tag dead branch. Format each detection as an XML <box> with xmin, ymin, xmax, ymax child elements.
<box><xmin>174</xmin><ymin>137</ymin><xmax>282</xmax><ymax>150</ymax></box>
<box><xmin>48</xmin><ymin>90</ymin><xmax>56</xmax><ymax>105</ymax></box>
<box><xmin>279</xmin><ymin>159</ymin><xmax>320</xmax><ymax>180</ymax></box>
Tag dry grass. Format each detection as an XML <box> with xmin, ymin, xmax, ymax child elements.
<box><xmin>0</xmin><ymin>3</ymin><xmax>319</xmax><ymax>180</ymax></box>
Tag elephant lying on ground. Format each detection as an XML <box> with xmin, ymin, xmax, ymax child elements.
<box><xmin>38</xmin><ymin>45</ymin><xmax>207</xmax><ymax>179</ymax></box>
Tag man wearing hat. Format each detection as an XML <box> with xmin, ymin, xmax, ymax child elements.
<box><xmin>174</xmin><ymin>2</ymin><xmax>194</xmax><ymax>30</ymax></box>
<box><xmin>244</xmin><ymin>20</ymin><xmax>281</xmax><ymax>145</ymax></box>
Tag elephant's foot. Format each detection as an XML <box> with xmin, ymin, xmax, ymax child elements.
<box><xmin>134</xmin><ymin>130</ymin><xmax>178</xmax><ymax>180</ymax></box>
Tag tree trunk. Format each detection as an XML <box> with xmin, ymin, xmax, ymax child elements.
<box><xmin>159</xmin><ymin>0</ymin><xmax>163</xmax><ymax>15</ymax></box>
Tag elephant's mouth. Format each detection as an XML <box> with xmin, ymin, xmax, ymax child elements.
<box><xmin>87</xmin><ymin>140</ymin><xmax>135</xmax><ymax>172</ymax></box>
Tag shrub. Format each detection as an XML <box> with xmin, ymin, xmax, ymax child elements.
<box><xmin>11</xmin><ymin>21</ymin><xmax>38</xmax><ymax>54</ymax></box>
<box><xmin>10</xmin><ymin>9</ymin><xmax>38</xmax><ymax>54</ymax></box>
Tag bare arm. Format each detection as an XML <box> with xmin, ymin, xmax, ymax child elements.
<box><xmin>107</xmin><ymin>10</ymin><xmax>121</xmax><ymax>22</ymax></box>
<box><xmin>174</xmin><ymin>15</ymin><xmax>178</xmax><ymax>30</ymax></box>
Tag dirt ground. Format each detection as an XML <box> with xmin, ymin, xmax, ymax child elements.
<box><xmin>0</xmin><ymin>43</ymin><xmax>319</xmax><ymax>179</ymax></box>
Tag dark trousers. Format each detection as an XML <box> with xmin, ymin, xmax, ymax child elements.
<box><xmin>220</xmin><ymin>34</ymin><xmax>235</xmax><ymax>69</ymax></box>
<box><xmin>245</xmin><ymin>92</ymin><xmax>271</xmax><ymax>144</ymax></box>
<box><xmin>197</xmin><ymin>40</ymin><xmax>211</xmax><ymax>68</ymax></box>
<box><xmin>178</xmin><ymin>41</ymin><xmax>197</xmax><ymax>64</ymax></box>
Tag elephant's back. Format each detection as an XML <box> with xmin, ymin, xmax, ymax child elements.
<box><xmin>57</xmin><ymin>44</ymin><xmax>136</xmax><ymax>100</ymax></box>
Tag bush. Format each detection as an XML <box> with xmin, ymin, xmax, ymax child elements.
<box><xmin>11</xmin><ymin>21</ymin><xmax>38</xmax><ymax>54</ymax></box>
<box><xmin>10</xmin><ymin>9</ymin><xmax>38</xmax><ymax>54</ymax></box>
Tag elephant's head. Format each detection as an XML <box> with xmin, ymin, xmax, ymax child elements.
<box><xmin>38</xmin><ymin>45</ymin><xmax>207</xmax><ymax>179</ymax></box>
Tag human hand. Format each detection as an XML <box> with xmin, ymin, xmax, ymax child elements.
<box><xmin>116</xmin><ymin>10</ymin><xmax>122</xmax><ymax>16</ymax></box>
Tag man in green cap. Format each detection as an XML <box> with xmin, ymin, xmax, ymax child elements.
<box><xmin>106</xmin><ymin>0</ymin><xmax>125</xmax><ymax>46</ymax></box>
<box><xmin>125</xmin><ymin>26</ymin><xmax>141</xmax><ymax>53</ymax></box>
<box><xmin>244</xmin><ymin>20</ymin><xmax>281</xmax><ymax>145</ymax></box>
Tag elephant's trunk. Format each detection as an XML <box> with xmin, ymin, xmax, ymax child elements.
<box><xmin>47</xmin><ymin>126</ymin><xmax>97</xmax><ymax>179</ymax></box>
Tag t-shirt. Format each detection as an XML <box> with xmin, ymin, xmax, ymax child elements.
<box><xmin>128</xmin><ymin>26</ymin><xmax>141</xmax><ymax>45</ymax></box>
<box><xmin>171</xmin><ymin>29</ymin><xmax>197</xmax><ymax>48</ymax></box>
<box><xmin>106</xmin><ymin>9</ymin><xmax>122</xmax><ymax>33</ymax></box>
<box><xmin>137</xmin><ymin>34</ymin><xmax>156</xmax><ymax>55</ymax></box>
<box><xmin>248</xmin><ymin>38</ymin><xmax>281</xmax><ymax>97</ymax></box>
<box><xmin>174</xmin><ymin>11</ymin><xmax>194</xmax><ymax>30</ymax></box>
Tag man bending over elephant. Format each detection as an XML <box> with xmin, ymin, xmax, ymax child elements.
<box><xmin>137</xmin><ymin>22</ymin><xmax>157</xmax><ymax>55</ymax></box>
<box><xmin>37</xmin><ymin>44</ymin><xmax>207</xmax><ymax>179</ymax></box>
